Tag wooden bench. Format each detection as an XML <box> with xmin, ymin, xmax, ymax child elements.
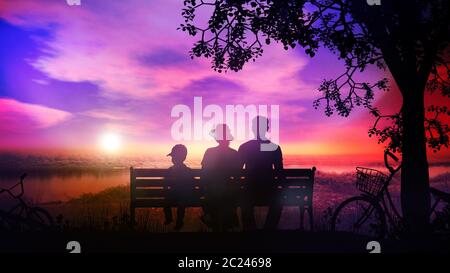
<box><xmin>130</xmin><ymin>167</ymin><xmax>316</xmax><ymax>230</ymax></box>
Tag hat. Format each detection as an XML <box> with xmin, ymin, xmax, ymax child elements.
<box><xmin>210</xmin><ymin>124</ymin><xmax>233</xmax><ymax>141</ymax></box>
<box><xmin>167</xmin><ymin>144</ymin><xmax>187</xmax><ymax>157</ymax></box>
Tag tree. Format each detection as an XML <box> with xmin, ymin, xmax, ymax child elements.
<box><xmin>179</xmin><ymin>0</ymin><xmax>450</xmax><ymax>234</ymax></box>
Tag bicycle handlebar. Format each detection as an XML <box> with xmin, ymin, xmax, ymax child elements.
<box><xmin>20</xmin><ymin>173</ymin><xmax>27</xmax><ymax>180</ymax></box>
<box><xmin>0</xmin><ymin>173</ymin><xmax>26</xmax><ymax>199</ymax></box>
<box><xmin>384</xmin><ymin>150</ymin><xmax>401</xmax><ymax>174</ymax></box>
<box><xmin>18</xmin><ymin>173</ymin><xmax>25</xmax><ymax>198</ymax></box>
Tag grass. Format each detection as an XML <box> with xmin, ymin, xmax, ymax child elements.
<box><xmin>30</xmin><ymin>170</ymin><xmax>450</xmax><ymax>233</ymax></box>
<box><xmin>44</xmin><ymin>184</ymin><xmax>330</xmax><ymax>233</ymax></box>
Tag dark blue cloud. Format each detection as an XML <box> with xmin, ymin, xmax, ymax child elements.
<box><xmin>181</xmin><ymin>76</ymin><xmax>245</xmax><ymax>95</ymax></box>
<box><xmin>138</xmin><ymin>48</ymin><xmax>190</xmax><ymax>67</ymax></box>
<box><xmin>174</xmin><ymin>76</ymin><xmax>248</xmax><ymax>105</ymax></box>
<box><xmin>0</xmin><ymin>19</ymin><xmax>103</xmax><ymax>112</ymax></box>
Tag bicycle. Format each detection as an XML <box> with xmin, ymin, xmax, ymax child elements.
<box><xmin>331</xmin><ymin>150</ymin><xmax>450</xmax><ymax>238</ymax></box>
<box><xmin>0</xmin><ymin>173</ymin><xmax>54</xmax><ymax>231</ymax></box>
<box><xmin>429</xmin><ymin>187</ymin><xmax>450</xmax><ymax>234</ymax></box>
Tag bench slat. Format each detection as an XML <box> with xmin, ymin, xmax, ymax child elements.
<box><xmin>276</xmin><ymin>169</ymin><xmax>315</xmax><ymax>177</ymax></box>
<box><xmin>135</xmin><ymin>189</ymin><xmax>165</xmax><ymax>198</ymax></box>
<box><xmin>133</xmin><ymin>168</ymin><xmax>203</xmax><ymax>177</ymax></box>
<box><xmin>132</xmin><ymin>168</ymin><xmax>315</xmax><ymax>178</ymax></box>
<box><xmin>134</xmin><ymin>187</ymin><xmax>310</xmax><ymax>197</ymax></box>
<box><xmin>135</xmin><ymin>179</ymin><xmax>165</xmax><ymax>187</ymax></box>
<box><xmin>130</xmin><ymin>168</ymin><xmax>316</xmax><ymax>213</ymax></box>
<box><xmin>135</xmin><ymin>189</ymin><xmax>203</xmax><ymax>198</ymax></box>
<box><xmin>281</xmin><ymin>178</ymin><xmax>313</xmax><ymax>185</ymax></box>
<box><xmin>135</xmin><ymin>199</ymin><xmax>204</xmax><ymax>207</ymax></box>
<box><xmin>135</xmin><ymin>199</ymin><xmax>306</xmax><ymax>207</ymax></box>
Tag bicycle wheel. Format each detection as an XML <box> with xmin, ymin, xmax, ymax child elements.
<box><xmin>0</xmin><ymin>209</ymin><xmax>31</xmax><ymax>231</ymax></box>
<box><xmin>27</xmin><ymin>207</ymin><xmax>54</xmax><ymax>230</ymax></box>
<box><xmin>331</xmin><ymin>196</ymin><xmax>386</xmax><ymax>238</ymax></box>
<box><xmin>0</xmin><ymin>209</ymin><xmax>15</xmax><ymax>230</ymax></box>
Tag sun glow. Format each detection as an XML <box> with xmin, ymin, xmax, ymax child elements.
<box><xmin>99</xmin><ymin>133</ymin><xmax>122</xmax><ymax>153</ymax></box>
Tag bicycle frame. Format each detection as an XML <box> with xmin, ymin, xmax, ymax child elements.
<box><xmin>0</xmin><ymin>174</ymin><xmax>54</xmax><ymax>229</ymax></box>
<box><xmin>378</xmin><ymin>184</ymin><xmax>404</xmax><ymax>232</ymax></box>
<box><xmin>359</xmin><ymin>151</ymin><xmax>404</xmax><ymax>233</ymax></box>
<box><xmin>0</xmin><ymin>174</ymin><xmax>31</xmax><ymax>217</ymax></box>
<box><xmin>333</xmin><ymin>150</ymin><xmax>449</xmax><ymax>237</ymax></box>
<box><xmin>0</xmin><ymin>174</ymin><xmax>25</xmax><ymax>198</ymax></box>
<box><xmin>359</xmin><ymin>153</ymin><xmax>450</xmax><ymax>237</ymax></box>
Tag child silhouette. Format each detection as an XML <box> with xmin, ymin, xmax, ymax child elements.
<box><xmin>164</xmin><ymin>144</ymin><xmax>194</xmax><ymax>231</ymax></box>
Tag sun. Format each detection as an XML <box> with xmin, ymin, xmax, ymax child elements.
<box><xmin>99</xmin><ymin>133</ymin><xmax>122</xmax><ymax>153</ymax></box>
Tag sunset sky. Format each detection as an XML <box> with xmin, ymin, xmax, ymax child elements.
<box><xmin>0</xmin><ymin>0</ymin><xmax>448</xmax><ymax>161</ymax></box>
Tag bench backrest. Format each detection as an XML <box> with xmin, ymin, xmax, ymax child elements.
<box><xmin>130</xmin><ymin>167</ymin><xmax>316</xmax><ymax>208</ymax></box>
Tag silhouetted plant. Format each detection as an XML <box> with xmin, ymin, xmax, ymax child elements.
<box><xmin>431</xmin><ymin>204</ymin><xmax>450</xmax><ymax>235</ymax></box>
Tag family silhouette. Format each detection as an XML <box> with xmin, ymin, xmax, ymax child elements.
<box><xmin>164</xmin><ymin>116</ymin><xmax>283</xmax><ymax>231</ymax></box>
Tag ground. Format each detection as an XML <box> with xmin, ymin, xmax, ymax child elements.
<box><xmin>1</xmin><ymin>231</ymin><xmax>448</xmax><ymax>253</ymax></box>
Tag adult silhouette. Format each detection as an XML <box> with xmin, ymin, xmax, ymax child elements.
<box><xmin>238</xmin><ymin>116</ymin><xmax>283</xmax><ymax>231</ymax></box>
<box><xmin>201</xmin><ymin>124</ymin><xmax>240</xmax><ymax>231</ymax></box>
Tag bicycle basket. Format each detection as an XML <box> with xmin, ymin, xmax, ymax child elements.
<box><xmin>355</xmin><ymin>167</ymin><xmax>388</xmax><ymax>196</ymax></box>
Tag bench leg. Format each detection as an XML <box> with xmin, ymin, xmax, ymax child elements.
<box><xmin>130</xmin><ymin>205</ymin><xmax>136</xmax><ymax>229</ymax></box>
<box><xmin>308</xmin><ymin>207</ymin><xmax>314</xmax><ymax>232</ymax></box>
<box><xmin>299</xmin><ymin>206</ymin><xmax>305</xmax><ymax>231</ymax></box>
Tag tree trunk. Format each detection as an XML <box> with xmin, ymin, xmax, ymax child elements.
<box><xmin>401</xmin><ymin>88</ymin><xmax>430</xmax><ymax>235</ymax></box>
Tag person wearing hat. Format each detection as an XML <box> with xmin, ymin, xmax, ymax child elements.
<box><xmin>164</xmin><ymin>144</ymin><xmax>194</xmax><ymax>231</ymax></box>
<box><xmin>200</xmin><ymin>124</ymin><xmax>240</xmax><ymax>231</ymax></box>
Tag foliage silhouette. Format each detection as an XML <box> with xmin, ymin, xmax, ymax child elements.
<box><xmin>179</xmin><ymin>0</ymin><xmax>450</xmax><ymax>233</ymax></box>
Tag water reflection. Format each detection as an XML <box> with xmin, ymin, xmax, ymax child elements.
<box><xmin>0</xmin><ymin>169</ymin><xmax>129</xmax><ymax>203</ymax></box>
<box><xmin>0</xmin><ymin>161</ymin><xmax>448</xmax><ymax>203</ymax></box>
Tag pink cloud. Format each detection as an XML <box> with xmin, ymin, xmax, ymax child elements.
<box><xmin>0</xmin><ymin>99</ymin><xmax>72</xmax><ymax>132</ymax></box>
<box><xmin>0</xmin><ymin>0</ymin><xmax>316</xmax><ymax>102</ymax></box>
<box><xmin>0</xmin><ymin>0</ymin><xmax>397</xmax><ymax>156</ymax></box>
<box><xmin>81</xmin><ymin>110</ymin><xmax>132</xmax><ymax>121</ymax></box>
